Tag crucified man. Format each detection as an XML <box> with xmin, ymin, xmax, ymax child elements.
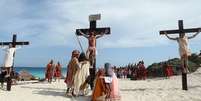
<box><xmin>78</xmin><ymin>30</ymin><xmax>108</xmax><ymax>63</ymax></box>
<box><xmin>164</xmin><ymin>29</ymin><xmax>201</xmax><ymax>73</ymax></box>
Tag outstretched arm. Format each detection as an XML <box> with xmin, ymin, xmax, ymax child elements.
<box><xmin>164</xmin><ymin>32</ymin><xmax>178</xmax><ymax>40</ymax></box>
<box><xmin>96</xmin><ymin>33</ymin><xmax>104</xmax><ymax>39</ymax></box>
<box><xmin>16</xmin><ymin>45</ymin><xmax>22</xmax><ymax>50</ymax></box>
<box><xmin>188</xmin><ymin>29</ymin><xmax>201</xmax><ymax>39</ymax></box>
<box><xmin>96</xmin><ymin>29</ymin><xmax>109</xmax><ymax>39</ymax></box>
<box><xmin>78</xmin><ymin>30</ymin><xmax>89</xmax><ymax>38</ymax></box>
<box><xmin>0</xmin><ymin>44</ymin><xmax>8</xmax><ymax>50</ymax></box>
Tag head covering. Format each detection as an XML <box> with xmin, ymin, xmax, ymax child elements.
<box><xmin>104</xmin><ymin>63</ymin><xmax>113</xmax><ymax>77</ymax></box>
<box><xmin>50</xmin><ymin>60</ymin><xmax>53</xmax><ymax>64</ymax></box>
<box><xmin>72</xmin><ymin>50</ymin><xmax>80</xmax><ymax>55</ymax></box>
<box><xmin>78</xmin><ymin>52</ymin><xmax>88</xmax><ymax>62</ymax></box>
<box><xmin>72</xmin><ymin>50</ymin><xmax>80</xmax><ymax>58</ymax></box>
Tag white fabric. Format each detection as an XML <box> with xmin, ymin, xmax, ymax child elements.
<box><xmin>177</xmin><ymin>36</ymin><xmax>191</xmax><ymax>57</ymax></box>
<box><xmin>3</xmin><ymin>47</ymin><xmax>16</xmax><ymax>67</ymax></box>
<box><xmin>73</xmin><ymin>61</ymin><xmax>90</xmax><ymax>95</ymax></box>
<box><xmin>104</xmin><ymin>76</ymin><xmax>113</xmax><ymax>83</ymax></box>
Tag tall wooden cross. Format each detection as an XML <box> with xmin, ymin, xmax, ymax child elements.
<box><xmin>159</xmin><ymin>20</ymin><xmax>201</xmax><ymax>90</ymax></box>
<box><xmin>76</xmin><ymin>14</ymin><xmax>110</xmax><ymax>89</ymax></box>
<box><xmin>0</xmin><ymin>34</ymin><xmax>29</xmax><ymax>91</ymax></box>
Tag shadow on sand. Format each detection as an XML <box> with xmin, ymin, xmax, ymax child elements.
<box><xmin>120</xmin><ymin>87</ymin><xmax>180</xmax><ymax>92</ymax></box>
<box><xmin>120</xmin><ymin>85</ymin><xmax>201</xmax><ymax>92</ymax></box>
<box><xmin>20</xmin><ymin>85</ymin><xmax>91</xmax><ymax>101</ymax></box>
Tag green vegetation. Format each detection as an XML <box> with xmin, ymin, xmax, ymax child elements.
<box><xmin>147</xmin><ymin>53</ymin><xmax>201</xmax><ymax>77</ymax></box>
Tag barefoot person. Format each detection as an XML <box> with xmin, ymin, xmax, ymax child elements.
<box><xmin>54</xmin><ymin>62</ymin><xmax>62</xmax><ymax>82</ymax></box>
<box><xmin>165</xmin><ymin>30</ymin><xmax>200</xmax><ymax>73</ymax></box>
<box><xmin>78</xmin><ymin>30</ymin><xmax>105</xmax><ymax>65</ymax></box>
<box><xmin>45</xmin><ymin>60</ymin><xmax>54</xmax><ymax>83</ymax></box>
<box><xmin>73</xmin><ymin>52</ymin><xmax>90</xmax><ymax>96</ymax></box>
<box><xmin>65</xmin><ymin>50</ymin><xmax>80</xmax><ymax>96</ymax></box>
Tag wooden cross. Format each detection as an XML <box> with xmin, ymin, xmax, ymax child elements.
<box><xmin>75</xmin><ymin>14</ymin><xmax>110</xmax><ymax>89</ymax></box>
<box><xmin>0</xmin><ymin>34</ymin><xmax>29</xmax><ymax>91</ymax></box>
<box><xmin>160</xmin><ymin>20</ymin><xmax>201</xmax><ymax>90</ymax></box>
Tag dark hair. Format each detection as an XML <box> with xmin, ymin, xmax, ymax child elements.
<box><xmin>78</xmin><ymin>52</ymin><xmax>87</xmax><ymax>62</ymax></box>
<box><xmin>50</xmin><ymin>60</ymin><xmax>53</xmax><ymax>64</ymax></box>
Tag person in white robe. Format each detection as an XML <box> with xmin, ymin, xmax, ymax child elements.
<box><xmin>73</xmin><ymin>52</ymin><xmax>90</xmax><ymax>96</ymax></box>
<box><xmin>1</xmin><ymin>44</ymin><xmax>21</xmax><ymax>77</ymax></box>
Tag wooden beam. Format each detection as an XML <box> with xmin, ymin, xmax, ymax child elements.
<box><xmin>160</xmin><ymin>28</ymin><xmax>201</xmax><ymax>35</ymax></box>
<box><xmin>76</xmin><ymin>27</ymin><xmax>111</xmax><ymax>35</ymax></box>
<box><xmin>0</xmin><ymin>42</ymin><xmax>29</xmax><ymax>46</ymax></box>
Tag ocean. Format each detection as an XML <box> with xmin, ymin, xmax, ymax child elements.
<box><xmin>14</xmin><ymin>67</ymin><xmax>67</xmax><ymax>79</ymax></box>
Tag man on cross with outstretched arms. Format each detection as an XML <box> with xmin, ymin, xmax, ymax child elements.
<box><xmin>164</xmin><ymin>29</ymin><xmax>201</xmax><ymax>73</ymax></box>
<box><xmin>78</xmin><ymin>30</ymin><xmax>108</xmax><ymax>63</ymax></box>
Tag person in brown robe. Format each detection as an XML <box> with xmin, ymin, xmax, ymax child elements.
<box><xmin>64</xmin><ymin>50</ymin><xmax>80</xmax><ymax>96</ymax></box>
<box><xmin>92</xmin><ymin>69</ymin><xmax>105</xmax><ymax>101</ymax></box>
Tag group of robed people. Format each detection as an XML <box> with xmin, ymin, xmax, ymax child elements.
<box><xmin>45</xmin><ymin>60</ymin><xmax>62</xmax><ymax>83</ymax></box>
<box><xmin>56</xmin><ymin>49</ymin><xmax>121</xmax><ymax>101</ymax></box>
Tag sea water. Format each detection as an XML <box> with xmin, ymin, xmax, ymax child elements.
<box><xmin>15</xmin><ymin>67</ymin><xmax>67</xmax><ymax>79</ymax></box>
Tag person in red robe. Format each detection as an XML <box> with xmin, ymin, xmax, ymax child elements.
<box><xmin>45</xmin><ymin>60</ymin><xmax>54</xmax><ymax>83</ymax></box>
<box><xmin>165</xmin><ymin>64</ymin><xmax>174</xmax><ymax>78</ymax></box>
<box><xmin>138</xmin><ymin>61</ymin><xmax>147</xmax><ymax>80</ymax></box>
<box><xmin>92</xmin><ymin>69</ymin><xmax>105</xmax><ymax>101</ymax></box>
<box><xmin>169</xmin><ymin>65</ymin><xmax>174</xmax><ymax>76</ymax></box>
<box><xmin>54</xmin><ymin>62</ymin><xmax>62</xmax><ymax>82</ymax></box>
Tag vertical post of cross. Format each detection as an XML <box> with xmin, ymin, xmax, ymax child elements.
<box><xmin>88</xmin><ymin>14</ymin><xmax>100</xmax><ymax>89</ymax></box>
<box><xmin>178</xmin><ymin>20</ymin><xmax>188</xmax><ymax>90</ymax></box>
<box><xmin>12</xmin><ymin>34</ymin><xmax>17</xmax><ymax>47</ymax></box>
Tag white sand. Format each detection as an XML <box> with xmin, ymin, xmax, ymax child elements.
<box><xmin>1</xmin><ymin>68</ymin><xmax>201</xmax><ymax>101</ymax></box>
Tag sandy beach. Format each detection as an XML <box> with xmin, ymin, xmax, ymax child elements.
<box><xmin>1</xmin><ymin>68</ymin><xmax>201</xmax><ymax>101</ymax></box>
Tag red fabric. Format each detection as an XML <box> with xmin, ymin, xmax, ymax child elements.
<box><xmin>138</xmin><ymin>64</ymin><xmax>147</xmax><ymax>80</ymax></box>
<box><xmin>165</xmin><ymin>65</ymin><xmax>173</xmax><ymax>77</ymax></box>
<box><xmin>45</xmin><ymin>64</ymin><xmax>53</xmax><ymax>79</ymax></box>
<box><xmin>54</xmin><ymin>65</ymin><xmax>61</xmax><ymax>77</ymax></box>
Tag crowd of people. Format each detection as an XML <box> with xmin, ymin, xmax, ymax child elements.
<box><xmin>113</xmin><ymin>61</ymin><xmax>147</xmax><ymax>80</ymax></box>
<box><xmin>45</xmin><ymin>50</ymin><xmax>121</xmax><ymax>101</ymax></box>
<box><xmin>44</xmin><ymin>50</ymin><xmax>175</xmax><ymax>101</ymax></box>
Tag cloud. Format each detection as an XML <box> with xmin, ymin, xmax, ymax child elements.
<box><xmin>0</xmin><ymin>0</ymin><xmax>201</xmax><ymax>49</ymax></box>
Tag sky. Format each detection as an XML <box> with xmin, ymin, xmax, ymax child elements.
<box><xmin>0</xmin><ymin>0</ymin><xmax>201</xmax><ymax>67</ymax></box>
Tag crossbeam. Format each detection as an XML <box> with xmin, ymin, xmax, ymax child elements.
<box><xmin>160</xmin><ymin>20</ymin><xmax>201</xmax><ymax>35</ymax></box>
<box><xmin>160</xmin><ymin>28</ymin><xmax>201</xmax><ymax>35</ymax></box>
<box><xmin>76</xmin><ymin>27</ymin><xmax>110</xmax><ymax>36</ymax></box>
<box><xmin>0</xmin><ymin>34</ymin><xmax>29</xmax><ymax>47</ymax></box>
